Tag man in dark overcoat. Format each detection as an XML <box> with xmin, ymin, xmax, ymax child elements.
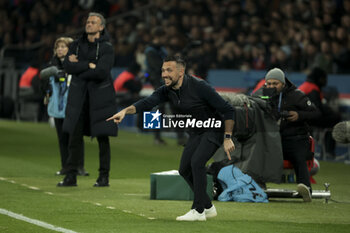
<box><xmin>58</xmin><ymin>12</ymin><xmax>117</xmax><ymax>187</ymax></box>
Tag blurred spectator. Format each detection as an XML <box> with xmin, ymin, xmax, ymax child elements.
<box><xmin>299</xmin><ymin>67</ymin><xmax>342</xmax><ymax>158</ymax></box>
<box><xmin>144</xmin><ymin>26</ymin><xmax>168</xmax><ymax>145</ymax></box>
<box><xmin>314</xmin><ymin>41</ymin><xmax>333</xmax><ymax>73</ymax></box>
<box><xmin>18</xmin><ymin>62</ymin><xmax>46</xmax><ymax>121</ymax></box>
<box><xmin>1</xmin><ymin>0</ymin><xmax>350</xmax><ymax>74</ymax></box>
<box><xmin>114</xmin><ymin>62</ymin><xmax>143</xmax><ymax>107</ymax></box>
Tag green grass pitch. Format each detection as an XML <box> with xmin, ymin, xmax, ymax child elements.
<box><xmin>0</xmin><ymin>120</ymin><xmax>349</xmax><ymax>233</ymax></box>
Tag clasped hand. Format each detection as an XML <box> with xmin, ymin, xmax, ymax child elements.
<box><xmin>286</xmin><ymin>111</ymin><xmax>298</xmax><ymax>122</ymax></box>
<box><xmin>69</xmin><ymin>54</ymin><xmax>78</xmax><ymax>62</ymax></box>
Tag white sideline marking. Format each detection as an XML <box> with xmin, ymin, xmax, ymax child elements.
<box><xmin>0</xmin><ymin>208</ymin><xmax>78</xmax><ymax>233</ymax></box>
<box><xmin>1</xmin><ymin>177</ymin><xmax>156</xmax><ymax>221</ymax></box>
<box><xmin>21</xmin><ymin>184</ymin><xmax>40</xmax><ymax>190</ymax></box>
<box><xmin>123</xmin><ymin>193</ymin><xmax>148</xmax><ymax>196</ymax></box>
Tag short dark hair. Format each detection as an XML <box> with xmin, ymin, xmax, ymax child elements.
<box><xmin>127</xmin><ymin>62</ymin><xmax>141</xmax><ymax>74</ymax></box>
<box><xmin>89</xmin><ymin>12</ymin><xmax>106</xmax><ymax>27</ymax></box>
<box><xmin>163</xmin><ymin>55</ymin><xmax>186</xmax><ymax>69</ymax></box>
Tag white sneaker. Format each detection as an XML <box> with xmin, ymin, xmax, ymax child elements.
<box><xmin>297</xmin><ymin>183</ymin><xmax>312</xmax><ymax>202</ymax></box>
<box><xmin>204</xmin><ymin>205</ymin><xmax>217</xmax><ymax>218</ymax></box>
<box><xmin>176</xmin><ymin>209</ymin><xmax>206</xmax><ymax>221</ymax></box>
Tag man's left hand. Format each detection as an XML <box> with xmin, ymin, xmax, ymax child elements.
<box><xmin>89</xmin><ymin>63</ymin><xmax>96</xmax><ymax>69</ymax></box>
<box><xmin>287</xmin><ymin>111</ymin><xmax>298</xmax><ymax>122</ymax></box>
<box><xmin>223</xmin><ymin>139</ymin><xmax>235</xmax><ymax>160</ymax></box>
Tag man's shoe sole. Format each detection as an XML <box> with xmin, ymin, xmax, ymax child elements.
<box><xmin>297</xmin><ymin>184</ymin><xmax>312</xmax><ymax>202</ymax></box>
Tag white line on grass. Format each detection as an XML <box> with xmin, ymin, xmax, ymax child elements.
<box><xmin>1</xmin><ymin>178</ymin><xmax>157</xmax><ymax>221</ymax></box>
<box><xmin>0</xmin><ymin>208</ymin><xmax>78</xmax><ymax>233</ymax></box>
<box><xmin>123</xmin><ymin>193</ymin><xmax>148</xmax><ymax>196</ymax></box>
<box><xmin>21</xmin><ymin>184</ymin><xmax>40</xmax><ymax>190</ymax></box>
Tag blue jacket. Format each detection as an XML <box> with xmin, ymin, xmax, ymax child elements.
<box><xmin>217</xmin><ymin>164</ymin><xmax>268</xmax><ymax>203</ymax></box>
<box><xmin>47</xmin><ymin>76</ymin><xmax>69</xmax><ymax>118</ymax></box>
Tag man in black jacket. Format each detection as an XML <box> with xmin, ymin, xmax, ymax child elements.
<box><xmin>107</xmin><ymin>55</ymin><xmax>235</xmax><ymax>221</ymax></box>
<box><xmin>261</xmin><ymin>68</ymin><xmax>321</xmax><ymax>202</ymax></box>
<box><xmin>57</xmin><ymin>12</ymin><xmax>117</xmax><ymax>187</ymax></box>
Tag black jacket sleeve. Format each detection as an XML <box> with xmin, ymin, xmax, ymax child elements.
<box><xmin>78</xmin><ymin>42</ymin><xmax>114</xmax><ymax>81</ymax></box>
<box><xmin>197</xmin><ymin>81</ymin><xmax>235</xmax><ymax>121</ymax></box>
<box><xmin>307</xmin><ymin>90</ymin><xmax>323</xmax><ymax>110</ymax></box>
<box><xmin>63</xmin><ymin>41</ymin><xmax>89</xmax><ymax>75</ymax></box>
<box><xmin>133</xmin><ymin>86</ymin><xmax>168</xmax><ymax>113</ymax></box>
<box><xmin>293</xmin><ymin>90</ymin><xmax>322</xmax><ymax>121</ymax></box>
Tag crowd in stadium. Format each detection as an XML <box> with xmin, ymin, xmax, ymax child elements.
<box><xmin>1</xmin><ymin>0</ymin><xmax>350</xmax><ymax>74</ymax></box>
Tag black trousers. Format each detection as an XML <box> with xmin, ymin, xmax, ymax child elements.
<box><xmin>178</xmin><ymin>132</ymin><xmax>220</xmax><ymax>213</ymax></box>
<box><xmin>66</xmin><ymin>101</ymin><xmax>110</xmax><ymax>177</ymax></box>
<box><xmin>282</xmin><ymin>135</ymin><xmax>311</xmax><ymax>189</ymax></box>
<box><xmin>54</xmin><ymin>118</ymin><xmax>84</xmax><ymax>171</ymax></box>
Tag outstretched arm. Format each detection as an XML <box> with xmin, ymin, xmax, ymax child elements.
<box><xmin>107</xmin><ymin>86</ymin><xmax>168</xmax><ymax>124</ymax></box>
<box><xmin>106</xmin><ymin>105</ymin><xmax>136</xmax><ymax>124</ymax></box>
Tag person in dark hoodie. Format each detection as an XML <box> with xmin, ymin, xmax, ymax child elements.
<box><xmin>144</xmin><ymin>27</ymin><xmax>168</xmax><ymax>145</ymax></box>
<box><xmin>40</xmin><ymin>37</ymin><xmax>88</xmax><ymax>177</ymax></box>
<box><xmin>145</xmin><ymin>27</ymin><xmax>186</xmax><ymax>146</ymax></box>
<box><xmin>57</xmin><ymin>12</ymin><xmax>118</xmax><ymax>187</ymax></box>
<box><xmin>257</xmin><ymin>68</ymin><xmax>321</xmax><ymax>202</ymax></box>
<box><xmin>299</xmin><ymin>67</ymin><xmax>342</xmax><ymax>158</ymax></box>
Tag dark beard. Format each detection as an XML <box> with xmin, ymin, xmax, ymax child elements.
<box><xmin>168</xmin><ymin>79</ymin><xmax>179</xmax><ymax>89</ymax></box>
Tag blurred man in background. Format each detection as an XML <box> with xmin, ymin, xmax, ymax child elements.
<box><xmin>299</xmin><ymin>67</ymin><xmax>342</xmax><ymax>159</ymax></box>
<box><xmin>144</xmin><ymin>27</ymin><xmax>168</xmax><ymax>145</ymax></box>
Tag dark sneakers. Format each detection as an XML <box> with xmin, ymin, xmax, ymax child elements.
<box><xmin>55</xmin><ymin>168</ymin><xmax>89</xmax><ymax>176</ymax></box>
<box><xmin>57</xmin><ymin>174</ymin><xmax>77</xmax><ymax>187</ymax></box>
<box><xmin>93</xmin><ymin>176</ymin><xmax>109</xmax><ymax>187</ymax></box>
<box><xmin>57</xmin><ymin>174</ymin><xmax>108</xmax><ymax>187</ymax></box>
